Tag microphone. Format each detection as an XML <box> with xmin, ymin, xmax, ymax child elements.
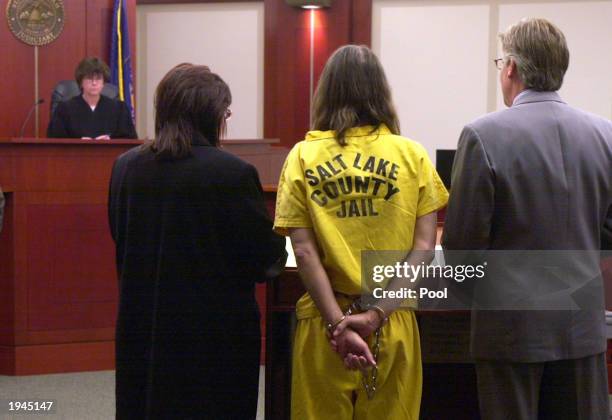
<box><xmin>19</xmin><ymin>98</ymin><xmax>45</xmax><ymax>139</ymax></box>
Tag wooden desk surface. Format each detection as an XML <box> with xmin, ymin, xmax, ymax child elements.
<box><xmin>0</xmin><ymin>137</ymin><xmax>142</xmax><ymax>145</ymax></box>
<box><xmin>262</xmin><ymin>184</ymin><xmax>277</xmax><ymax>193</ymax></box>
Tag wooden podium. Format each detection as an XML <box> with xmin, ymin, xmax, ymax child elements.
<box><xmin>0</xmin><ymin>137</ymin><xmax>287</xmax><ymax>375</ymax></box>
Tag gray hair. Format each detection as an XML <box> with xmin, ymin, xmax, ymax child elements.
<box><xmin>499</xmin><ymin>18</ymin><xmax>569</xmax><ymax>91</ymax></box>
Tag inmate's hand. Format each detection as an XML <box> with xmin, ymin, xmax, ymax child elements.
<box><xmin>343</xmin><ymin>352</ymin><xmax>373</xmax><ymax>371</ymax></box>
<box><xmin>333</xmin><ymin>311</ymin><xmax>380</xmax><ymax>340</ymax></box>
<box><xmin>332</xmin><ymin>328</ymin><xmax>376</xmax><ymax>368</ymax></box>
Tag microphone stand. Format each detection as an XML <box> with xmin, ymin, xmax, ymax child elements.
<box><xmin>19</xmin><ymin>98</ymin><xmax>45</xmax><ymax>139</ymax></box>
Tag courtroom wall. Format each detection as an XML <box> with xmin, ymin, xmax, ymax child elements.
<box><xmin>372</xmin><ymin>0</ymin><xmax>612</xmax><ymax>162</ymax></box>
<box><xmin>0</xmin><ymin>0</ymin><xmax>371</xmax><ymax>147</ymax></box>
<box><xmin>136</xmin><ymin>0</ymin><xmax>372</xmax><ymax>148</ymax></box>
<box><xmin>136</xmin><ymin>2</ymin><xmax>265</xmax><ymax>140</ymax></box>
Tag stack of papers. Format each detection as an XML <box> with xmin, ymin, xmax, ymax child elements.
<box><xmin>285</xmin><ymin>237</ymin><xmax>296</xmax><ymax>268</ymax></box>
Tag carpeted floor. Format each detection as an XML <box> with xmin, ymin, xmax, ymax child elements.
<box><xmin>2</xmin><ymin>370</ymin><xmax>610</xmax><ymax>419</ymax></box>
<box><xmin>0</xmin><ymin>368</ymin><xmax>265</xmax><ymax>420</ymax></box>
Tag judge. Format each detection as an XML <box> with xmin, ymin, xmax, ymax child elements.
<box><xmin>47</xmin><ymin>57</ymin><xmax>137</xmax><ymax>139</ymax></box>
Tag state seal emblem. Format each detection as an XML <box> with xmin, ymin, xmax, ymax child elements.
<box><xmin>6</xmin><ymin>0</ymin><xmax>64</xmax><ymax>46</ymax></box>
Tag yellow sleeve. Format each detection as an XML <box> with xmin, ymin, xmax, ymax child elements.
<box><xmin>274</xmin><ymin>143</ymin><xmax>312</xmax><ymax>236</ymax></box>
<box><xmin>416</xmin><ymin>146</ymin><xmax>449</xmax><ymax>217</ymax></box>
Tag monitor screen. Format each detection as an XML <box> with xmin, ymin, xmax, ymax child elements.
<box><xmin>436</xmin><ymin>149</ymin><xmax>455</xmax><ymax>190</ymax></box>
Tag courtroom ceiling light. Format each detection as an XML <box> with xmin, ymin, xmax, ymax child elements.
<box><xmin>285</xmin><ymin>0</ymin><xmax>331</xmax><ymax>9</ymax></box>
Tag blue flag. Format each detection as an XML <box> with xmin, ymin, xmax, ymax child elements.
<box><xmin>110</xmin><ymin>0</ymin><xmax>135</xmax><ymax>122</ymax></box>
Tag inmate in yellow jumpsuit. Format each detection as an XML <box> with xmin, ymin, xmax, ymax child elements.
<box><xmin>274</xmin><ymin>125</ymin><xmax>448</xmax><ymax>420</ymax></box>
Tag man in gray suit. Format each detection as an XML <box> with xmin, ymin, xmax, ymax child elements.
<box><xmin>442</xmin><ymin>18</ymin><xmax>612</xmax><ymax>419</ymax></box>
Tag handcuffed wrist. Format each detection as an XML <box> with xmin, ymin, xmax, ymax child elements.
<box><xmin>368</xmin><ymin>305</ymin><xmax>387</xmax><ymax>328</ymax></box>
<box><xmin>326</xmin><ymin>315</ymin><xmax>346</xmax><ymax>332</ymax></box>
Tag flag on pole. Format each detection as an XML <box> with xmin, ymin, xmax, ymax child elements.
<box><xmin>110</xmin><ymin>0</ymin><xmax>135</xmax><ymax>122</ymax></box>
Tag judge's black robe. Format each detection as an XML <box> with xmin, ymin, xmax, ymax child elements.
<box><xmin>108</xmin><ymin>136</ymin><xmax>286</xmax><ymax>419</ymax></box>
<box><xmin>47</xmin><ymin>95</ymin><xmax>137</xmax><ymax>139</ymax></box>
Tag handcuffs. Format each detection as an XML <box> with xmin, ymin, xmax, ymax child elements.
<box><xmin>328</xmin><ymin>298</ymin><xmax>388</xmax><ymax>400</ymax></box>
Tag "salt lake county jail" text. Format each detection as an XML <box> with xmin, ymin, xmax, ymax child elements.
<box><xmin>304</xmin><ymin>153</ymin><xmax>401</xmax><ymax>218</ymax></box>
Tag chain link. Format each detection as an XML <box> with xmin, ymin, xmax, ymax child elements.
<box><xmin>345</xmin><ymin>301</ymin><xmax>383</xmax><ymax>400</ymax></box>
<box><xmin>362</xmin><ymin>326</ymin><xmax>381</xmax><ymax>399</ymax></box>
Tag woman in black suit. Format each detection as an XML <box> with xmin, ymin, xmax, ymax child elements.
<box><xmin>108</xmin><ymin>63</ymin><xmax>286</xmax><ymax>419</ymax></box>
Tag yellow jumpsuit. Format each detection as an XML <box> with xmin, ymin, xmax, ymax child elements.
<box><xmin>274</xmin><ymin>125</ymin><xmax>448</xmax><ymax>420</ymax></box>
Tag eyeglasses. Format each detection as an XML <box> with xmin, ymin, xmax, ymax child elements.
<box><xmin>224</xmin><ymin>108</ymin><xmax>232</xmax><ymax>120</ymax></box>
<box><xmin>493</xmin><ymin>55</ymin><xmax>513</xmax><ymax>70</ymax></box>
<box><xmin>83</xmin><ymin>74</ymin><xmax>104</xmax><ymax>82</ymax></box>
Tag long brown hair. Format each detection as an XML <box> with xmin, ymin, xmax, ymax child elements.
<box><xmin>311</xmin><ymin>45</ymin><xmax>400</xmax><ymax>145</ymax></box>
<box><xmin>147</xmin><ymin>63</ymin><xmax>231</xmax><ymax>160</ymax></box>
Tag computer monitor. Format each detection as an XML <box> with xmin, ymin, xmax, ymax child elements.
<box><xmin>436</xmin><ymin>149</ymin><xmax>455</xmax><ymax>190</ymax></box>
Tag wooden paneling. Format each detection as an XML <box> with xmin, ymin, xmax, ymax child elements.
<box><xmin>0</xmin><ymin>10</ymin><xmax>35</xmax><ymax>137</ymax></box>
<box><xmin>0</xmin><ymin>341</ymin><xmax>115</xmax><ymax>376</ymax></box>
<box><xmin>264</xmin><ymin>0</ymin><xmax>373</xmax><ymax>149</ymax></box>
<box><xmin>126</xmin><ymin>0</ymin><xmax>137</xmax><ymax>96</ymax></box>
<box><xmin>0</xmin><ymin>137</ymin><xmax>287</xmax><ymax>374</ymax></box>
<box><xmin>37</xmin><ymin>2</ymin><xmax>88</xmax><ymax>140</ymax></box>
<box><xmin>607</xmin><ymin>339</ymin><xmax>612</xmax><ymax>391</ymax></box>
<box><xmin>86</xmin><ymin>1</ymin><xmax>115</xmax><ymax>61</ymax></box>
<box><xmin>0</xmin><ymin>0</ymin><xmax>137</xmax><ymax>139</ymax></box>
<box><xmin>351</xmin><ymin>0</ymin><xmax>373</xmax><ymax>45</ymax></box>
<box><xmin>221</xmin><ymin>140</ymin><xmax>288</xmax><ymax>185</ymax></box>
<box><xmin>137</xmin><ymin>0</ymin><xmax>260</xmax><ymax>3</ymax></box>
<box><xmin>264</xmin><ymin>0</ymin><xmax>299</xmax><ymax>150</ymax></box>
<box><xmin>0</xmin><ymin>194</ymin><xmax>15</xmax><ymax>346</ymax></box>
<box><xmin>25</xmin><ymin>199</ymin><xmax>117</xmax><ymax>333</ymax></box>
<box><xmin>0</xmin><ymin>139</ymin><xmax>138</xmax><ymax>374</ymax></box>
